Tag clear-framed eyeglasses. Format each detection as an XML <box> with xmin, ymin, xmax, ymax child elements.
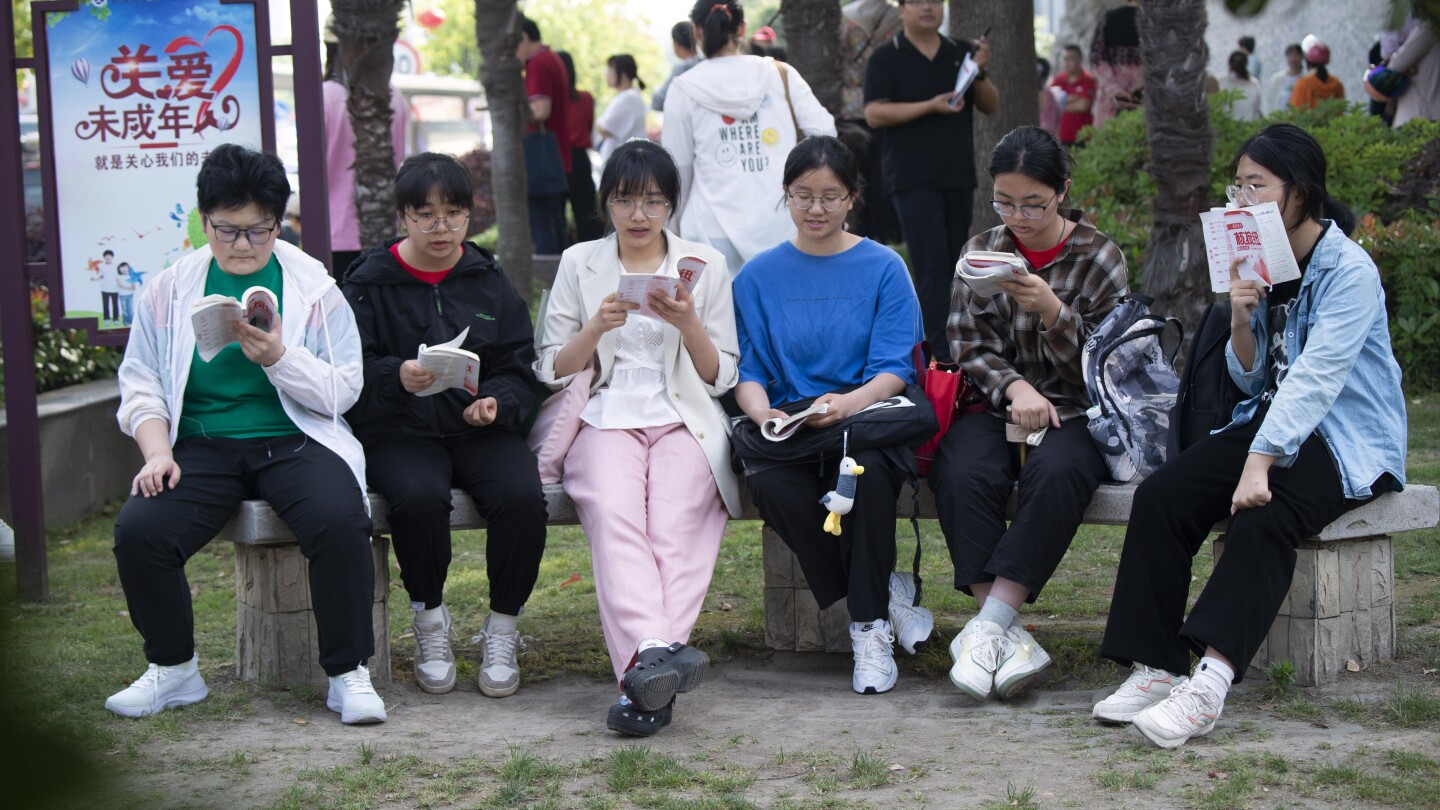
<box><xmin>608</xmin><ymin>198</ymin><xmax>672</xmax><ymax>218</ymax></box>
<box><xmin>990</xmin><ymin>196</ymin><xmax>1056</xmax><ymax>221</ymax></box>
<box><xmin>786</xmin><ymin>191</ymin><xmax>851</xmax><ymax>212</ymax></box>
<box><xmin>1225</xmin><ymin>182</ymin><xmax>1286</xmax><ymax>207</ymax></box>
<box><xmin>404</xmin><ymin>210</ymin><xmax>471</xmax><ymax>233</ymax></box>
<box><xmin>205</xmin><ymin>217</ymin><xmax>278</xmax><ymax>244</ymax></box>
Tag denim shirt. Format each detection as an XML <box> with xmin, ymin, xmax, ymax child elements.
<box><xmin>1223</xmin><ymin>223</ymin><xmax>1407</xmax><ymax>499</ymax></box>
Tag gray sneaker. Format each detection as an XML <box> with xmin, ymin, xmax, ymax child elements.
<box><xmin>473</xmin><ymin>615</ymin><xmax>527</xmax><ymax>698</ymax></box>
<box><xmin>412</xmin><ymin>605</ymin><xmax>457</xmax><ymax>694</ymax></box>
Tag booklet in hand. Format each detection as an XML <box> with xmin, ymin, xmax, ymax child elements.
<box><xmin>956</xmin><ymin>251</ymin><xmax>1030</xmax><ymax>297</ymax></box>
<box><xmin>615</xmin><ymin>255</ymin><xmax>706</xmax><ymax>319</ymax></box>
<box><xmin>190</xmin><ymin>286</ymin><xmax>279</xmax><ymax>362</ymax></box>
<box><xmin>1200</xmin><ymin>201</ymin><xmax>1300</xmax><ymax>293</ymax></box>
<box><xmin>762</xmin><ymin>401</ymin><xmax>830</xmax><ymax>442</ymax></box>
<box><xmin>950</xmin><ymin>51</ymin><xmax>981</xmax><ymax>106</ymax></box>
<box><xmin>416</xmin><ymin>326</ymin><xmax>481</xmax><ymax>397</ymax></box>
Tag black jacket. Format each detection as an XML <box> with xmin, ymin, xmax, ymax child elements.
<box><xmin>342</xmin><ymin>239</ymin><xmax>537</xmax><ymax>439</ymax></box>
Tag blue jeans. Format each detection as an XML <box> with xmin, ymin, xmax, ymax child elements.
<box><xmin>119</xmin><ymin>294</ymin><xmax>134</xmax><ymax>325</ymax></box>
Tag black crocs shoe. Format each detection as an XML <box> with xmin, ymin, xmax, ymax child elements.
<box><xmin>606</xmin><ymin>696</ymin><xmax>674</xmax><ymax>737</ymax></box>
<box><xmin>622</xmin><ymin>643</ymin><xmax>709</xmax><ymax>712</ymax></box>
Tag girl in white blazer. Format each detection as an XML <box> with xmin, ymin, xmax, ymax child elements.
<box><xmin>534</xmin><ymin>141</ymin><xmax>739</xmax><ymax>738</ymax></box>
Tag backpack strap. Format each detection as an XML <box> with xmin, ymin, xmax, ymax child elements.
<box><xmin>908</xmin><ymin>472</ymin><xmax>923</xmax><ymax>607</ymax></box>
<box><xmin>773</xmin><ymin>59</ymin><xmax>803</xmax><ymax>142</ymax></box>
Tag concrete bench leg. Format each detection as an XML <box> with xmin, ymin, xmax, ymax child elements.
<box><xmin>1216</xmin><ymin>534</ymin><xmax>1394</xmax><ymax>686</ymax></box>
<box><xmin>235</xmin><ymin>537</ymin><xmax>392</xmax><ymax>689</ymax></box>
<box><xmin>761</xmin><ymin>525</ymin><xmax>851</xmax><ymax>653</ymax></box>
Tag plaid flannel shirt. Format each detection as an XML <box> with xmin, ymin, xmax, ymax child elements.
<box><xmin>948</xmin><ymin>210</ymin><xmax>1130</xmax><ymax>420</ymax></box>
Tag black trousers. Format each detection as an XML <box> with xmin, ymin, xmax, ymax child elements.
<box><xmin>930</xmin><ymin>414</ymin><xmax>1106</xmax><ymax>601</ymax></box>
<box><xmin>890</xmin><ymin>187</ymin><xmax>974</xmax><ymax>363</ymax></box>
<box><xmin>1100</xmin><ymin>419</ymin><xmax>1380</xmax><ymax>681</ymax></box>
<box><xmin>528</xmin><ymin>193</ymin><xmax>568</xmax><ymax>255</ymax></box>
<box><xmin>363</xmin><ymin>429</ymin><xmax>548</xmax><ymax>614</ymax></box>
<box><xmin>113</xmin><ymin>434</ymin><xmax>375</xmax><ymax>676</ymax></box>
<box><xmin>102</xmin><ymin>291</ymin><xmax>120</xmax><ymax>321</ymax></box>
<box><xmin>567</xmin><ymin>147</ymin><xmax>603</xmax><ymax>243</ymax></box>
<box><xmin>748</xmin><ymin>449</ymin><xmax>906</xmax><ymax>623</ymax></box>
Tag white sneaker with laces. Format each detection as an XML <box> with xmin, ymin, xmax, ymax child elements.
<box><xmin>851</xmin><ymin>619</ymin><xmax>899</xmax><ymax>695</ymax></box>
<box><xmin>327</xmin><ymin>665</ymin><xmax>387</xmax><ymax>725</ymax></box>
<box><xmin>474</xmin><ymin>616</ymin><xmax>527</xmax><ymax>698</ymax></box>
<box><xmin>948</xmin><ymin>619</ymin><xmax>1010</xmax><ymax>701</ymax></box>
<box><xmin>994</xmin><ymin>623</ymin><xmax>1051</xmax><ymax>699</ymax></box>
<box><xmin>887</xmin><ymin>572</ymin><xmax>934</xmax><ymax>655</ymax></box>
<box><xmin>1130</xmin><ymin>679</ymin><xmax>1222</xmax><ymax>749</ymax></box>
<box><xmin>104</xmin><ymin>654</ymin><xmax>209</xmax><ymax>718</ymax></box>
<box><xmin>412</xmin><ymin>605</ymin><xmax>457</xmax><ymax>694</ymax></box>
<box><xmin>1092</xmin><ymin>664</ymin><xmax>1186</xmax><ymax>724</ymax></box>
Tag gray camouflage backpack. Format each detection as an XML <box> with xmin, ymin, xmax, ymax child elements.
<box><xmin>1082</xmin><ymin>295</ymin><xmax>1184</xmax><ymax>483</ymax></box>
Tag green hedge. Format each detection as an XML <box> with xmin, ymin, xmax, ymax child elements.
<box><xmin>0</xmin><ymin>288</ymin><xmax>123</xmax><ymax>403</ymax></box>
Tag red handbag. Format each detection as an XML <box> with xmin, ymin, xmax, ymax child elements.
<box><xmin>913</xmin><ymin>342</ymin><xmax>988</xmax><ymax>476</ymax></box>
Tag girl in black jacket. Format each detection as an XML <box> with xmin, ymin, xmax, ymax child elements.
<box><xmin>343</xmin><ymin>153</ymin><xmax>546</xmax><ymax>698</ymax></box>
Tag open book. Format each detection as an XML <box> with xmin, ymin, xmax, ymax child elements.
<box><xmin>190</xmin><ymin>286</ymin><xmax>279</xmax><ymax>362</ymax></box>
<box><xmin>1200</xmin><ymin>201</ymin><xmax>1300</xmax><ymax>293</ymax></box>
<box><xmin>416</xmin><ymin>327</ymin><xmax>481</xmax><ymax>397</ymax></box>
<box><xmin>956</xmin><ymin>251</ymin><xmax>1030</xmax><ymax>298</ymax></box>
<box><xmin>616</xmin><ymin>255</ymin><xmax>706</xmax><ymax>320</ymax></box>
<box><xmin>762</xmin><ymin>402</ymin><xmax>830</xmax><ymax>442</ymax></box>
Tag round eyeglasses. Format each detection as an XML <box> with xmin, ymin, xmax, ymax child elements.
<box><xmin>608</xmin><ymin>198</ymin><xmax>672</xmax><ymax>218</ymax></box>
<box><xmin>786</xmin><ymin>191</ymin><xmax>851</xmax><ymax>212</ymax></box>
<box><xmin>990</xmin><ymin>196</ymin><xmax>1056</xmax><ymax>221</ymax></box>
<box><xmin>404</xmin><ymin>211</ymin><xmax>471</xmax><ymax>233</ymax></box>
<box><xmin>1225</xmin><ymin>182</ymin><xmax>1287</xmax><ymax>207</ymax></box>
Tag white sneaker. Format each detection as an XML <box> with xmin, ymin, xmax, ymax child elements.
<box><xmin>1092</xmin><ymin>664</ymin><xmax>1186</xmax><ymax>724</ymax></box>
<box><xmin>1130</xmin><ymin>680</ymin><xmax>1222</xmax><ymax>749</ymax></box>
<box><xmin>994</xmin><ymin>623</ymin><xmax>1051</xmax><ymax>699</ymax></box>
<box><xmin>474</xmin><ymin>616</ymin><xmax>526</xmax><ymax>698</ymax></box>
<box><xmin>412</xmin><ymin>605</ymin><xmax>457</xmax><ymax>694</ymax></box>
<box><xmin>887</xmin><ymin>572</ymin><xmax>934</xmax><ymax>655</ymax></box>
<box><xmin>104</xmin><ymin>655</ymin><xmax>209</xmax><ymax>718</ymax></box>
<box><xmin>851</xmin><ymin>619</ymin><xmax>899</xmax><ymax>695</ymax></box>
<box><xmin>327</xmin><ymin>665</ymin><xmax>387</xmax><ymax>725</ymax></box>
<box><xmin>948</xmin><ymin>619</ymin><xmax>1011</xmax><ymax>701</ymax></box>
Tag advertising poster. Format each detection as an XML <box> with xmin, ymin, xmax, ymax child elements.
<box><xmin>43</xmin><ymin>0</ymin><xmax>263</xmax><ymax>329</ymax></box>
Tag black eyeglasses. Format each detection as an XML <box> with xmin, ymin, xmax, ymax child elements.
<box><xmin>205</xmin><ymin>217</ymin><xmax>279</xmax><ymax>244</ymax></box>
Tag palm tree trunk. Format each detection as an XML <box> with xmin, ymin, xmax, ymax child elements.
<box><xmin>1137</xmin><ymin>0</ymin><xmax>1213</xmax><ymax>334</ymax></box>
<box><xmin>781</xmin><ymin>0</ymin><xmax>843</xmax><ymax>115</ymax></box>
<box><xmin>950</xmin><ymin>1</ymin><xmax>1037</xmax><ymax>234</ymax></box>
<box><xmin>476</xmin><ymin>0</ymin><xmax>533</xmax><ymax>304</ymax></box>
<box><xmin>330</xmin><ymin>1</ymin><xmax>406</xmax><ymax>252</ymax></box>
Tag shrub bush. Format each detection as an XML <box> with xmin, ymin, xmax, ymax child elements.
<box><xmin>0</xmin><ymin>287</ymin><xmax>123</xmax><ymax>402</ymax></box>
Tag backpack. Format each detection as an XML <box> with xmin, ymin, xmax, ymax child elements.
<box><xmin>1169</xmin><ymin>301</ymin><xmax>1246</xmax><ymax>457</ymax></box>
<box><xmin>1082</xmin><ymin>295</ymin><xmax>1184</xmax><ymax>483</ymax></box>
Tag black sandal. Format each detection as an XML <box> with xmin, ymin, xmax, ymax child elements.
<box><xmin>622</xmin><ymin>643</ymin><xmax>709</xmax><ymax>712</ymax></box>
<box><xmin>606</xmin><ymin>696</ymin><xmax>674</xmax><ymax>737</ymax></box>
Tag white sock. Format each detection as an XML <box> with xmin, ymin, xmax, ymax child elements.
<box><xmin>975</xmin><ymin>599</ymin><xmax>1018</xmax><ymax>631</ymax></box>
<box><xmin>1191</xmin><ymin>656</ymin><xmax>1235</xmax><ymax>701</ymax></box>
<box><xmin>638</xmin><ymin>637</ymin><xmax>668</xmax><ymax>652</ymax></box>
<box><xmin>414</xmin><ymin>605</ymin><xmax>445</xmax><ymax>625</ymax></box>
<box><xmin>487</xmin><ymin>612</ymin><xmax>518</xmax><ymax>634</ymax></box>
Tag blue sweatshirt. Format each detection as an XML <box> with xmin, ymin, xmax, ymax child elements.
<box><xmin>734</xmin><ymin>238</ymin><xmax>922</xmax><ymax>406</ymax></box>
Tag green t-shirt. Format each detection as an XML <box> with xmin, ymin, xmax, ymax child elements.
<box><xmin>177</xmin><ymin>257</ymin><xmax>298</xmax><ymax>440</ymax></box>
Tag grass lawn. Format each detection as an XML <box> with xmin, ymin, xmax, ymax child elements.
<box><xmin>2</xmin><ymin>396</ymin><xmax>1438</xmax><ymax>809</ymax></box>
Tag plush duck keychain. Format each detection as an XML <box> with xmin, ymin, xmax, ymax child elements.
<box><xmin>821</xmin><ymin>429</ymin><xmax>865</xmax><ymax>536</ymax></box>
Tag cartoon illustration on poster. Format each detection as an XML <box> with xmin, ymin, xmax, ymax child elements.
<box><xmin>44</xmin><ymin>0</ymin><xmax>263</xmax><ymax>329</ymax></box>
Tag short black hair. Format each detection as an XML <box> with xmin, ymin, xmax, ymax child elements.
<box><xmin>596</xmin><ymin>141</ymin><xmax>681</xmax><ymax>232</ymax></box>
<box><xmin>394</xmin><ymin>152</ymin><xmax>473</xmax><ymax>213</ymax></box>
<box><xmin>1285</xmin><ymin>43</ymin><xmax>1303</xmax><ymax>57</ymax></box>
<box><xmin>671</xmin><ymin>20</ymin><xmax>695</xmax><ymax>51</ymax></box>
<box><xmin>782</xmin><ymin>135</ymin><xmax>863</xmax><ymax>197</ymax></box>
<box><xmin>196</xmin><ymin>143</ymin><xmax>291</xmax><ymax>223</ymax></box>
<box><xmin>988</xmin><ymin>125</ymin><xmax>1072</xmax><ymax>197</ymax></box>
<box><xmin>117</xmin><ymin>262</ymin><xmax>130</xmax><ymax>270</ymax></box>
<box><xmin>1037</xmin><ymin>57</ymin><xmax>1051</xmax><ymax>87</ymax></box>
<box><xmin>103</xmin><ymin>249</ymin><xmax>114</xmax><ymax>258</ymax></box>
<box><xmin>1238</xmin><ymin>35</ymin><xmax>1257</xmax><ymax>53</ymax></box>
<box><xmin>1062</xmin><ymin>43</ymin><xmax>1083</xmax><ymax>57</ymax></box>
<box><xmin>519</xmin><ymin>14</ymin><xmax>541</xmax><ymax>42</ymax></box>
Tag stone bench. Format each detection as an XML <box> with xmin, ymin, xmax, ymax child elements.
<box><xmin>218</xmin><ymin>481</ymin><xmax>1438</xmax><ymax>689</ymax></box>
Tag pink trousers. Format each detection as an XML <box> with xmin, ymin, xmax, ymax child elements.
<box><xmin>563</xmin><ymin>422</ymin><xmax>729</xmax><ymax>684</ymax></box>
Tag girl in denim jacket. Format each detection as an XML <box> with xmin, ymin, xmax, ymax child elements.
<box><xmin>1093</xmin><ymin>123</ymin><xmax>1406</xmax><ymax>749</ymax></box>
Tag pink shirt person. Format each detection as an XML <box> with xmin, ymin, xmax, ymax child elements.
<box><xmin>324</xmin><ymin>80</ymin><xmax>410</xmax><ymax>252</ymax></box>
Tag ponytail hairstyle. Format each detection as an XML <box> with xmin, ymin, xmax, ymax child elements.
<box><xmin>690</xmin><ymin>0</ymin><xmax>744</xmax><ymax>58</ymax></box>
<box><xmin>1311</xmin><ymin>61</ymin><xmax>1330</xmax><ymax>82</ymax></box>
<box><xmin>988</xmin><ymin>125</ymin><xmax>1073</xmax><ymax>199</ymax></box>
<box><xmin>1233</xmin><ymin>122</ymin><xmax>1354</xmax><ymax>235</ymax></box>
<box><xmin>607</xmin><ymin>54</ymin><xmax>646</xmax><ymax>91</ymax></box>
<box><xmin>558</xmin><ymin>51</ymin><xmax>580</xmax><ymax>101</ymax></box>
<box><xmin>1228</xmin><ymin>50</ymin><xmax>1250</xmax><ymax>82</ymax></box>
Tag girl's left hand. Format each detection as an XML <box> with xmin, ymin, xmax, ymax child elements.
<box><xmin>806</xmin><ymin>391</ymin><xmax>858</xmax><ymax>428</ymax></box>
<box><xmin>237</xmin><ymin>316</ymin><xmax>285</xmax><ymax>367</ymax></box>
<box><xmin>464</xmin><ymin>397</ymin><xmax>499</xmax><ymax>427</ymax></box>
<box><xmin>996</xmin><ymin>274</ymin><xmax>1060</xmax><ymax>317</ymax></box>
<box><xmin>648</xmin><ymin>284</ymin><xmax>701</xmax><ymax>332</ymax></box>
<box><xmin>1231</xmin><ymin>457</ymin><xmax>1274</xmax><ymax>513</ymax></box>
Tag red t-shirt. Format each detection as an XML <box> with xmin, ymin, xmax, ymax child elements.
<box><xmin>1049</xmin><ymin>70</ymin><xmax>1097</xmax><ymax>144</ymax></box>
<box><xmin>390</xmin><ymin>243</ymin><xmax>452</xmax><ymax>285</ymax></box>
<box><xmin>566</xmin><ymin>90</ymin><xmax>595</xmax><ymax>151</ymax></box>
<box><xmin>524</xmin><ymin>46</ymin><xmax>574</xmax><ymax>172</ymax></box>
<box><xmin>1014</xmin><ymin>230</ymin><xmax>1073</xmax><ymax>271</ymax></box>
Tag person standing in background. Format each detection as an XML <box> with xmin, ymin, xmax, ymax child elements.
<box><xmin>1089</xmin><ymin>0</ymin><xmax>1143</xmax><ymax>127</ymax></box>
<box><xmin>840</xmin><ymin>0</ymin><xmax>903</xmax><ymax>244</ymax></box>
<box><xmin>517</xmin><ymin>16</ymin><xmax>574</xmax><ymax>255</ymax></box>
<box><xmin>594</xmin><ymin>55</ymin><xmax>649</xmax><ymax>163</ymax></box>
<box><xmin>1049</xmin><ymin>44</ymin><xmax>1096</xmax><ymax>147</ymax></box>
<box><xmin>1388</xmin><ymin>20</ymin><xmax>1440</xmax><ymax>127</ymax></box>
<box><xmin>1218</xmin><ymin>50</ymin><xmax>1264</xmax><ymax>121</ymax></box>
<box><xmin>1037</xmin><ymin>58</ymin><xmax>1062</xmax><ymax>140</ymax></box>
<box><xmin>1266</xmin><ymin>44</ymin><xmax>1304</xmax><ymax>115</ymax></box>
<box><xmin>1238</xmin><ymin>36</ymin><xmax>1261</xmax><ymax>81</ymax></box>
<box><xmin>652</xmin><ymin>21</ymin><xmax>702</xmax><ymax>113</ymax></box>
<box><xmin>559</xmin><ymin>51</ymin><xmax>603</xmax><ymax>243</ymax></box>
<box><xmin>1290</xmin><ymin>41</ymin><xmax>1345</xmax><ymax>108</ymax></box>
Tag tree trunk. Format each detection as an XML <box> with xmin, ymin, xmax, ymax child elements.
<box><xmin>1138</xmin><ymin>0</ymin><xmax>1213</xmax><ymax>335</ymax></box>
<box><xmin>330</xmin><ymin>1</ymin><xmax>406</xmax><ymax>252</ymax></box>
<box><xmin>781</xmin><ymin>0</ymin><xmax>844</xmax><ymax>115</ymax></box>
<box><xmin>476</xmin><ymin>0</ymin><xmax>534</xmax><ymax>303</ymax></box>
<box><xmin>950</xmin><ymin>1</ymin><xmax>1037</xmax><ymax>234</ymax></box>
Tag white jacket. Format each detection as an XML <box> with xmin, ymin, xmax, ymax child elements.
<box><xmin>662</xmin><ymin>55</ymin><xmax>836</xmax><ymax>268</ymax></box>
<box><xmin>533</xmin><ymin>232</ymin><xmax>743</xmax><ymax>516</ymax></box>
<box><xmin>116</xmin><ymin>239</ymin><xmax>369</xmax><ymax>501</ymax></box>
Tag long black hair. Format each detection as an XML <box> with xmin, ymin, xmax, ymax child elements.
<box><xmin>690</xmin><ymin>0</ymin><xmax>744</xmax><ymax>58</ymax></box>
<box><xmin>558</xmin><ymin>51</ymin><xmax>580</xmax><ymax>102</ymax></box>
<box><xmin>597</xmin><ymin>141</ymin><xmax>681</xmax><ymax>233</ymax></box>
<box><xmin>988</xmin><ymin>125</ymin><xmax>1072</xmax><ymax>198</ymax></box>
<box><xmin>1233</xmin><ymin>122</ymin><xmax>1354</xmax><ymax>235</ymax></box>
<box><xmin>394</xmin><ymin>152</ymin><xmax>473</xmax><ymax>214</ymax></box>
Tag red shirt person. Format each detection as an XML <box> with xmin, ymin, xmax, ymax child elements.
<box><xmin>1049</xmin><ymin>44</ymin><xmax>1096</xmax><ymax>146</ymax></box>
<box><xmin>517</xmin><ymin>15</ymin><xmax>573</xmax><ymax>254</ymax></box>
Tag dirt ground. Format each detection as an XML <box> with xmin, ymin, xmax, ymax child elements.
<box><xmin>113</xmin><ymin>650</ymin><xmax>1440</xmax><ymax>809</ymax></box>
